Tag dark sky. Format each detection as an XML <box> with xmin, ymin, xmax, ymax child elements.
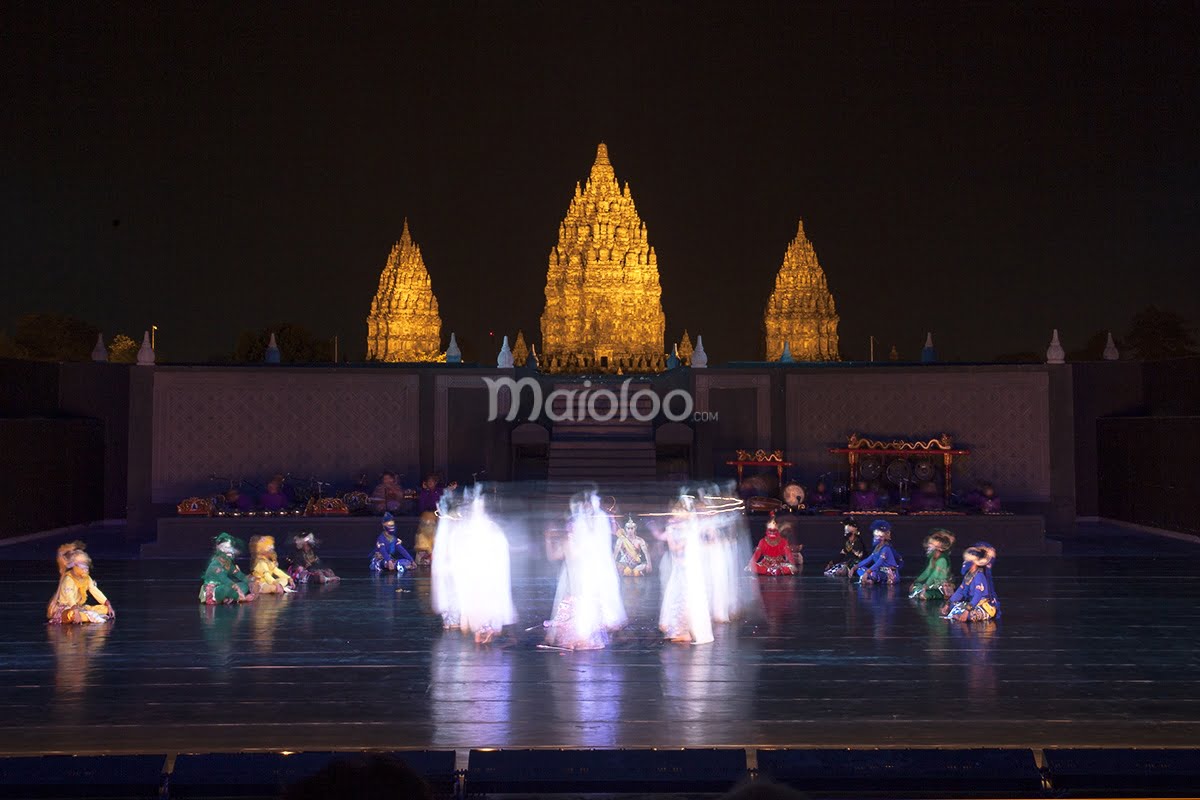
<box><xmin>3</xmin><ymin>2</ymin><xmax>1197</xmax><ymax>363</ymax></box>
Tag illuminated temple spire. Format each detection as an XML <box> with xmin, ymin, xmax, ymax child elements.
<box><xmin>366</xmin><ymin>219</ymin><xmax>443</xmax><ymax>362</ymax></box>
<box><xmin>540</xmin><ymin>143</ymin><xmax>666</xmax><ymax>373</ymax></box>
<box><xmin>764</xmin><ymin>219</ymin><xmax>840</xmax><ymax>361</ymax></box>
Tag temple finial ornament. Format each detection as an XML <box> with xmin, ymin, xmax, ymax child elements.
<box><xmin>497</xmin><ymin>335</ymin><xmax>514</xmax><ymax>369</ymax></box>
<box><xmin>91</xmin><ymin>333</ymin><xmax>107</xmax><ymax>362</ymax></box>
<box><xmin>781</xmin><ymin>341</ymin><xmax>794</xmax><ymax>363</ymax></box>
<box><xmin>667</xmin><ymin>344</ymin><xmax>680</xmax><ymax>370</ymax></box>
<box><xmin>366</xmin><ymin>220</ymin><xmax>442</xmax><ymax>362</ymax></box>
<box><xmin>445</xmin><ymin>332</ymin><xmax>462</xmax><ymax>364</ymax></box>
<box><xmin>921</xmin><ymin>332</ymin><xmax>936</xmax><ymax>363</ymax></box>
<box><xmin>692</xmin><ymin>335</ymin><xmax>708</xmax><ymax>368</ymax></box>
<box><xmin>136</xmin><ymin>331</ymin><xmax>155</xmax><ymax>366</ymax></box>
<box><xmin>1103</xmin><ymin>331</ymin><xmax>1119</xmax><ymax>361</ymax></box>
<box><xmin>540</xmin><ymin>143</ymin><xmax>666</xmax><ymax>373</ymax></box>
<box><xmin>513</xmin><ymin>330</ymin><xmax>528</xmax><ymax>367</ymax></box>
<box><xmin>265</xmin><ymin>332</ymin><xmax>281</xmax><ymax>364</ymax></box>
<box><xmin>764</xmin><ymin>219</ymin><xmax>840</xmax><ymax>361</ymax></box>
<box><xmin>1046</xmin><ymin>329</ymin><xmax>1065</xmax><ymax>364</ymax></box>
<box><xmin>678</xmin><ymin>330</ymin><xmax>693</xmax><ymax>366</ymax></box>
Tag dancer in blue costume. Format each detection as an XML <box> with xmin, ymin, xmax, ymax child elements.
<box><xmin>943</xmin><ymin>542</ymin><xmax>1000</xmax><ymax>622</ymax></box>
<box><xmin>370</xmin><ymin>512</ymin><xmax>415</xmax><ymax>572</ymax></box>
<box><xmin>854</xmin><ymin>519</ymin><xmax>903</xmax><ymax>585</ymax></box>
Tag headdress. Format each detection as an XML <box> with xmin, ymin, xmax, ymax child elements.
<box><xmin>66</xmin><ymin>550</ymin><xmax>92</xmax><ymax>569</ymax></box>
<box><xmin>870</xmin><ymin>519</ymin><xmax>892</xmax><ymax>540</ymax></box>
<box><xmin>766</xmin><ymin>511</ymin><xmax>779</xmax><ymax>532</ymax></box>
<box><xmin>250</xmin><ymin>534</ymin><xmax>276</xmax><ymax>557</ymax></box>
<box><xmin>213</xmin><ymin>532</ymin><xmax>244</xmax><ymax>553</ymax></box>
<box><xmin>963</xmin><ymin>541</ymin><xmax>996</xmax><ymax>568</ymax></box>
<box><xmin>924</xmin><ymin>529</ymin><xmax>955</xmax><ymax>553</ymax></box>
<box><xmin>624</xmin><ymin>515</ymin><xmax>637</xmax><ymax>531</ymax></box>
<box><xmin>840</xmin><ymin>516</ymin><xmax>860</xmax><ymax>531</ymax></box>
<box><xmin>382</xmin><ymin>512</ymin><xmax>396</xmax><ymax>526</ymax></box>
<box><xmin>294</xmin><ymin>532</ymin><xmax>317</xmax><ymax>548</ymax></box>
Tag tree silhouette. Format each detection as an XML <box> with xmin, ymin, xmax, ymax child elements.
<box><xmin>233</xmin><ymin>324</ymin><xmax>333</xmax><ymax>363</ymax></box>
<box><xmin>13</xmin><ymin>313</ymin><xmax>99</xmax><ymax>361</ymax></box>
<box><xmin>107</xmin><ymin>334</ymin><xmax>139</xmax><ymax>363</ymax></box>
<box><xmin>1126</xmin><ymin>307</ymin><xmax>1197</xmax><ymax>361</ymax></box>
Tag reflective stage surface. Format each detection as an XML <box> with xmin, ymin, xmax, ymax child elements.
<box><xmin>1</xmin><ymin>539</ymin><xmax>1198</xmax><ymax>755</ymax></box>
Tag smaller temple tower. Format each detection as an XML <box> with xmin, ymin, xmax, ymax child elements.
<box><xmin>366</xmin><ymin>220</ymin><xmax>443</xmax><ymax>362</ymax></box>
<box><xmin>764</xmin><ymin>220</ymin><xmax>840</xmax><ymax>361</ymax></box>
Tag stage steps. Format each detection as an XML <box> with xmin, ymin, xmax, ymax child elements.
<box><xmin>546</xmin><ymin>384</ymin><xmax>658</xmax><ymax>481</ymax></box>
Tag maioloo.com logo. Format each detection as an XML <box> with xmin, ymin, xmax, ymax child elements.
<box><xmin>482</xmin><ymin>376</ymin><xmax>716</xmax><ymax>423</ymax></box>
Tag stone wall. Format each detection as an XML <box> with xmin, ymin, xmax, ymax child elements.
<box><xmin>781</xmin><ymin>367</ymin><xmax>1056</xmax><ymax>504</ymax></box>
<box><xmin>143</xmin><ymin>367</ymin><xmax>420</xmax><ymax>504</ymax></box>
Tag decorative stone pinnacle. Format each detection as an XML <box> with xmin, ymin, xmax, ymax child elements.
<box><xmin>692</xmin><ymin>335</ymin><xmax>708</xmax><ymax>368</ymax></box>
<box><xmin>265</xmin><ymin>332</ymin><xmax>281</xmax><ymax>364</ymax></box>
<box><xmin>497</xmin><ymin>335</ymin><xmax>514</xmax><ymax>369</ymax></box>
<box><xmin>136</xmin><ymin>331</ymin><xmax>155</xmax><ymax>366</ymax></box>
<box><xmin>1103</xmin><ymin>331</ymin><xmax>1119</xmax><ymax>361</ymax></box>
<box><xmin>1046</xmin><ymin>329</ymin><xmax>1065</xmax><ymax>364</ymax></box>
<box><xmin>445</xmin><ymin>332</ymin><xmax>462</xmax><ymax>363</ymax></box>
<box><xmin>91</xmin><ymin>333</ymin><xmax>107</xmax><ymax>362</ymax></box>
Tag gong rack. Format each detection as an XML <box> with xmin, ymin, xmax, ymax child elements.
<box><xmin>829</xmin><ymin>433</ymin><xmax>970</xmax><ymax>504</ymax></box>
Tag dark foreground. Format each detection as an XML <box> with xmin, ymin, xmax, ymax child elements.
<box><xmin>0</xmin><ymin>530</ymin><xmax>1198</xmax><ymax>755</ymax></box>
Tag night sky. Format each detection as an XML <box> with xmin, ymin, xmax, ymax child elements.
<box><xmin>3</xmin><ymin>2</ymin><xmax>1197</xmax><ymax>363</ymax></box>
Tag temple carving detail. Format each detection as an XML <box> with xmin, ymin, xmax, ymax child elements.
<box><xmin>366</xmin><ymin>220</ymin><xmax>443</xmax><ymax>362</ymax></box>
<box><xmin>764</xmin><ymin>220</ymin><xmax>840</xmax><ymax>361</ymax></box>
<box><xmin>540</xmin><ymin>143</ymin><xmax>666</xmax><ymax>373</ymax></box>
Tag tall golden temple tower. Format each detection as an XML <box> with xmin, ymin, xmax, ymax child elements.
<box><xmin>540</xmin><ymin>143</ymin><xmax>666</xmax><ymax>373</ymax></box>
<box><xmin>764</xmin><ymin>220</ymin><xmax>840</xmax><ymax>361</ymax></box>
<box><xmin>366</xmin><ymin>220</ymin><xmax>443</xmax><ymax>362</ymax></box>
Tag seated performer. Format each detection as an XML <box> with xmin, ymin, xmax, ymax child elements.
<box><xmin>909</xmin><ymin>529</ymin><xmax>956</xmax><ymax>599</ymax></box>
<box><xmin>809</xmin><ymin>479</ymin><xmax>831</xmax><ymax>508</ymax></box>
<box><xmin>260</xmin><ymin>479</ymin><xmax>290</xmax><ymax>512</ymax></box>
<box><xmin>248</xmin><ymin>535</ymin><xmax>296</xmax><ymax>594</ymax></box>
<box><xmin>908</xmin><ymin>481</ymin><xmax>944</xmax><ymax>512</ymax></box>
<box><xmin>47</xmin><ymin>549</ymin><xmax>114</xmax><ymax>624</ymax></box>
<box><xmin>979</xmin><ymin>483</ymin><xmax>1002</xmax><ymax>513</ymax></box>
<box><xmin>199</xmin><ymin>533</ymin><xmax>256</xmax><ymax>605</ymax></box>
<box><xmin>850</xmin><ymin>480</ymin><xmax>880</xmax><ymax>511</ymax></box>
<box><xmin>370</xmin><ymin>512</ymin><xmax>415</xmax><ymax>572</ymax></box>
<box><xmin>287</xmin><ymin>533</ymin><xmax>339</xmax><ymax>583</ymax></box>
<box><xmin>855</xmin><ymin>519</ymin><xmax>903</xmax><ymax>585</ymax></box>
<box><xmin>746</xmin><ymin>514</ymin><xmax>799</xmax><ymax>575</ymax></box>
<box><xmin>613</xmin><ymin>516</ymin><xmax>653</xmax><ymax>576</ymax></box>
<box><xmin>370</xmin><ymin>471</ymin><xmax>405</xmax><ymax>514</ymax></box>
<box><xmin>56</xmin><ymin>540</ymin><xmax>86</xmax><ymax>576</ymax></box>
<box><xmin>418</xmin><ymin>473</ymin><xmax>458</xmax><ymax>514</ymax></box>
<box><xmin>824</xmin><ymin>517</ymin><xmax>866</xmax><ymax>577</ymax></box>
<box><xmin>414</xmin><ymin>511</ymin><xmax>438</xmax><ymax>567</ymax></box>
<box><xmin>944</xmin><ymin>543</ymin><xmax>1000</xmax><ymax>622</ymax></box>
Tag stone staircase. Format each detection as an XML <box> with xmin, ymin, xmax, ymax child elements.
<box><xmin>546</xmin><ymin>383</ymin><xmax>658</xmax><ymax>482</ymax></box>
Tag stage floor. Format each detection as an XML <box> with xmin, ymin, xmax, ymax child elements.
<box><xmin>1</xmin><ymin>537</ymin><xmax>1198</xmax><ymax>756</ymax></box>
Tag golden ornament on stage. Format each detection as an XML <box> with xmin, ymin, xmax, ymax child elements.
<box><xmin>764</xmin><ymin>220</ymin><xmax>840</xmax><ymax>361</ymax></box>
<box><xmin>366</xmin><ymin>219</ymin><xmax>443</xmax><ymax>362</ymax></box>
<box><xmin>540</xmin><ymin>143</ymin><xmax>666</xmax><ymax>373</ymax></box>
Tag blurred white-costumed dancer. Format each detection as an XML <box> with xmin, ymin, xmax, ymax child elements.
<box><xmin>432</xmin><ymin>486</ymin><xmax>515</xmax><ymax>644</ymax></box>
<box><xmin>697</xmin><ymin>490</ymin><xmax>748</xmax><ymax>624</ymax></box>
<box><xmin>543</xmin><ymin>491</ymin><xmax>627</xmax><ymax>650</ymax></box>
<box><xmin>658</xmin><ymin>494</ymin><xmax>715</xmax><ymax>645</ymax></box>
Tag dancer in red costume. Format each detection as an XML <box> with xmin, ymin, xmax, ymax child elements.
<box><xmin>746</xmin><ymin>513</ymin><xmax>799</xmax><ymax>575</ymax></box>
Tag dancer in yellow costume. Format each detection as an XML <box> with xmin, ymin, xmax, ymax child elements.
<box><xmin>47</xmin><ymin>549</ymin><xmax>114</xmax><ymax>624</ymax></box>
<box><xmin>249</xmin><ymin>535</ymin><xmax>296</xmax><ymax>594</ymax></box>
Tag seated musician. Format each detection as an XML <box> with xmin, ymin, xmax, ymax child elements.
<box><xmin>370</xmin><ymin>471</ymin><xmax>405</xmax><ymax>514</ymax></box>
<box><xmin>908</xmin><ymin>480</ymin><xmax>944</xmax><ymax>512</ymax></box>
<box><xmin>850</xmin><ymin>480</ymin><xmax>880</xmax><ymax>511</ymax></box>
<box><xmin>979</xmin><ymin>483</ymin><xmax>1002</xmax><ymax>513</ymax></box>
<box><xmin>259</xmin><ymin>479</ymin><xmax>290</xmax><ymax>512</ymax></box>
<box><xmin>809</xmin><ymin>479</ymin><xmax>831</xmax><ymax>508</ymax></box>
<box><xmin>418</xmin><ymin>473</ymin><xmax>457</xmax><ymax>514</ymax></box>
<box><xmin>223</xmin><ymin>487</ymin><xmax>254</xmax><ymax>513</ymax></box>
